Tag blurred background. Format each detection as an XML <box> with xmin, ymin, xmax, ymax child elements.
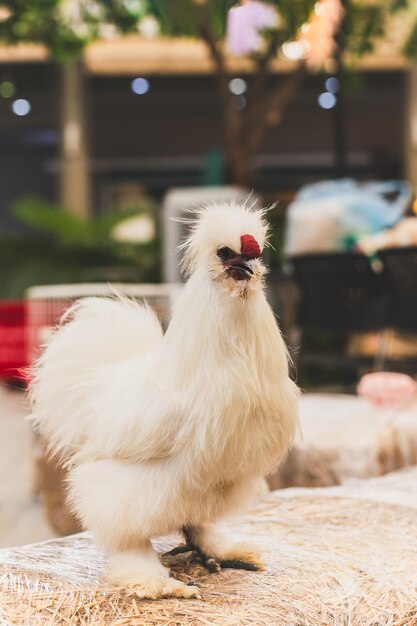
<box><xmin>2</xmin><ymin>0</ymin><xmax>417</xmax><ymax>548</ymax></box>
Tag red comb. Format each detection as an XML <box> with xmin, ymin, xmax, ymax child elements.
<box><xmin>240</xmin><ymin>234</ymin><xmax>261</xmax><ymax>259</ymax></box>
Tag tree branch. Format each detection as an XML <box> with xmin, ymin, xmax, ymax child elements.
<box><xmin>199</xmin><ymin>21</ymin><xmax>305</xmax><ymax>185</ymax></box>
<box><xmin>246</xmin><ymin>62</ymin><xmax>306</xmax><ymax>154</ymax></box>
<box><xmin>248</xmin><ymin>33</ymin><xmax>282</xmax><ymax>106</ymax></box>
<box><xmin>199</xmin><ymin>22</ymin><xmax>244</xmax><ymax>163</ymax></box>
<box><xmin>199</xmin><ymin>23</ymin><xmax>230</xmax><ymax>106</ymax></box>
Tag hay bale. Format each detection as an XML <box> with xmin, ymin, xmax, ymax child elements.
<box><xmin>269</xmin><ymin>445</ymin><xmax>340</xmax><ymax>489</ymax></box>
<box><xmin>2</xmin><ymin>468</ymin><xmax>417</xmax><ymax>625</ymax></box>
<box><xmin>376</xmin><ymin>408</ymin><xmax>417</xmax><ymax>475</ymax></box>
<box><xmin>271</xmin><ymin>393</ymin><xmax>417</xmax><ymax>489</ymax></box>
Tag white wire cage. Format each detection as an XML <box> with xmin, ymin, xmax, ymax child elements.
<box><xmin>26</xmin><ymin>283</ymin><xmax>182</xmax><ymax>364</ymax></box>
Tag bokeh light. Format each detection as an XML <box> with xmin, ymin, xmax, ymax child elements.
<box><xmin>231</xmin><ymin>95</ymin><xmax>246</xmax><ymax>111</ymax></box>
<box><xmin>12</xmin><ymin>98</ymin><xmax>31</xmax><ymax>116</ymax></box>
<box><xmin>318</xmin><ymin>92</ymin><xmax>336</xmax><ymax>109</ymax></box>
<box><xmin>0</xmin><ymin>81</ymin><xmax>15</xmax><ymax>98</ymax></box>
<box><xmin>325</xmin><ymin>77</ymin><xmax>340</xmax><ymax>94</ymax></box>
<box><xmin>282</xmin><ymin>41</ymin><xmax>306</xmax><ymax>61</ymax></box>
<box><xmin>131</xmin><ymin>77</ymin><xmax>150</xmax><ymax>95</ymax></box>
<box><xmin>229</xmin><ymin>78</ymin><xmax>247</xmax><ymax>95</ymax></box>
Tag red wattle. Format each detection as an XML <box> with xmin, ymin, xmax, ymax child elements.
<box><xmin>240</xmin><ymin>234</ymin><xmax>261</xmax><ymax>259</ymax></box>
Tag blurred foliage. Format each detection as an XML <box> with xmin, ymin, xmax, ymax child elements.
<box><xmin>146</xmin><ymin>0</ymin><xmax>417</xmax><ymax>61</ymax></box>
<box><xmin>14</xmin><ymin>197</ymin><xmax>149</xmax><ymax>247</ymax></box>
<box><xmin>0</xmin><ymin>0</ymin><xmax>144</xmax><ymax>62</ymax></box>
<box><xmin>0</xmin><ymin>0</ymin><xmax>415</xmax><ymax>62</ymax></box>
<box><xmin>0</xmin><ymin>197</ymin><xmax>160</xmax><ymax>298</ymax></box>
<box><xmin>131</xmin><ymin>0</ymin><xmax>417</xmax><ymax>62</ymax></box>
<box><xmin>146</xmin><ymin>0</ymin><xmax>231</xmax><ymax>39</ymax></box>
<box><xmin>404</xmin><ymin>21</ymin><xmax>417</xmax><ymax>58</ymax></box>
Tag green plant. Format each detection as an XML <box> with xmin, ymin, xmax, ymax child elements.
<box><xmin>0</xmin><ymin>197</ymin><xmax>161</xmax><ymax>298</ymax></box>
<box><xmin>0</xmin><ymin>0</ymin><xmax>144</xmax><ymax>62</ymax></box>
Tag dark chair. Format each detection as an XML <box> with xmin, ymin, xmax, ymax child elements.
<box><xmin>378</xmin><ymin>246</ymin><xmax>417</xmax><ymax>332</ymax></box>
<box><xmin>286</xmin><ymin>253</ymin><xmax>387</xmax><ymax>385</ymax></box>
<box><xmin>290</xmin><ymin>253</ymin><xmax>386</xmax><ymax>332</ymax></box>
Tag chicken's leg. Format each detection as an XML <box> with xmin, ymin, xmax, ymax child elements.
<box><xmin>108</xmin><ymin>542</ymin><xmax>200</xmax><ymax>599</ymax></box>
<box><xmin>168</xmin><ymin>524</ymin><xmax>263</xmax><ymax>573</ymax></box>
<box><xmin>68</xmin><ymin>460</ymin><xmax>200</xmax><ymax>600</ymax></box>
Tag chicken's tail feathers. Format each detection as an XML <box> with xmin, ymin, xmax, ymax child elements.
<box><xmin>28</xmin><ymin>295</ymin><xmax>163</xmax><ymax>460</ymax></box>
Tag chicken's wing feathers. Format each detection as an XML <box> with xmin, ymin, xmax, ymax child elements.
<box><xmin>29</xmin><ymin>296</ymin><xmax>164</xmax><ymax>461</ymax></box>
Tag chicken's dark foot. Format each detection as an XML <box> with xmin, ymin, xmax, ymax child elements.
<box><xmin>164</xmin><ymin>539</ymin><xmax>221</xmax><ymax>572</ymax></box>
<box><xmin>217</xmin><ymin>559</ymin><xmax>259</xmax><ymax>571</ymax></box>
<box><xmin>164</xmin><ymin>528</ymin><xmax>260</xmax><ymax>573</ymax></box>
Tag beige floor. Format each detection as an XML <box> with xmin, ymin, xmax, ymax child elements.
<box><xmin>0</xmin><ymin>383</ymin><xmax>57</xmax><ymax>548</ymax></box>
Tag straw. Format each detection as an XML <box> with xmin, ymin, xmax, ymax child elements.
<box><xmin>2</xmin><ymin>467</ymin><xmax>417</xmax><ymax>625</ymax></box>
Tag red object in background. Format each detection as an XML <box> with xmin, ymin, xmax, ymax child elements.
<box><xmin>0</xmin><ymin>300</ymin><xmax>27</xmax><ymax>381</ymax></box>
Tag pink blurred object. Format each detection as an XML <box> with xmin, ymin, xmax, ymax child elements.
<box><xmin>299</xmin><ymin>0</ymin><xmax>344</xmax><ymax>68</ymax></box>
<box><xmin>357</xmin><ymin>372</ymin><xmax>417</xmax><ymax>408</ymax></box>
<box><xmin>227</xmin><ymin>0</ymin><xmax>278</xmax><ymax>56</ymax></box>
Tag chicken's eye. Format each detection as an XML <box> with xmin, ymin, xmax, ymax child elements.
<box><xmin>217</xmin><ymin>246</ymin><xmax>235</xmax><ymax>261</ymax></box>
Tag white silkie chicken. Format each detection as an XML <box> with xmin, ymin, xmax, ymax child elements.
<box><xmin>30</xmin><ymin>202</ymin><xmax>299</xmax><ymax>600</ymax></box>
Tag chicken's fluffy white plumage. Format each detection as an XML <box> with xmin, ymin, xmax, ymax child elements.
<box><xmin>29</xmin><ymin>202</ymin><xmax>299</xmax><ymax>599</ymax></box>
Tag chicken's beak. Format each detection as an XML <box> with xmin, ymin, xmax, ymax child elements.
<box><xmin>226</xmin><ymin>257</ymin><xmax>255</xmax><ymax>281</ymax></box>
